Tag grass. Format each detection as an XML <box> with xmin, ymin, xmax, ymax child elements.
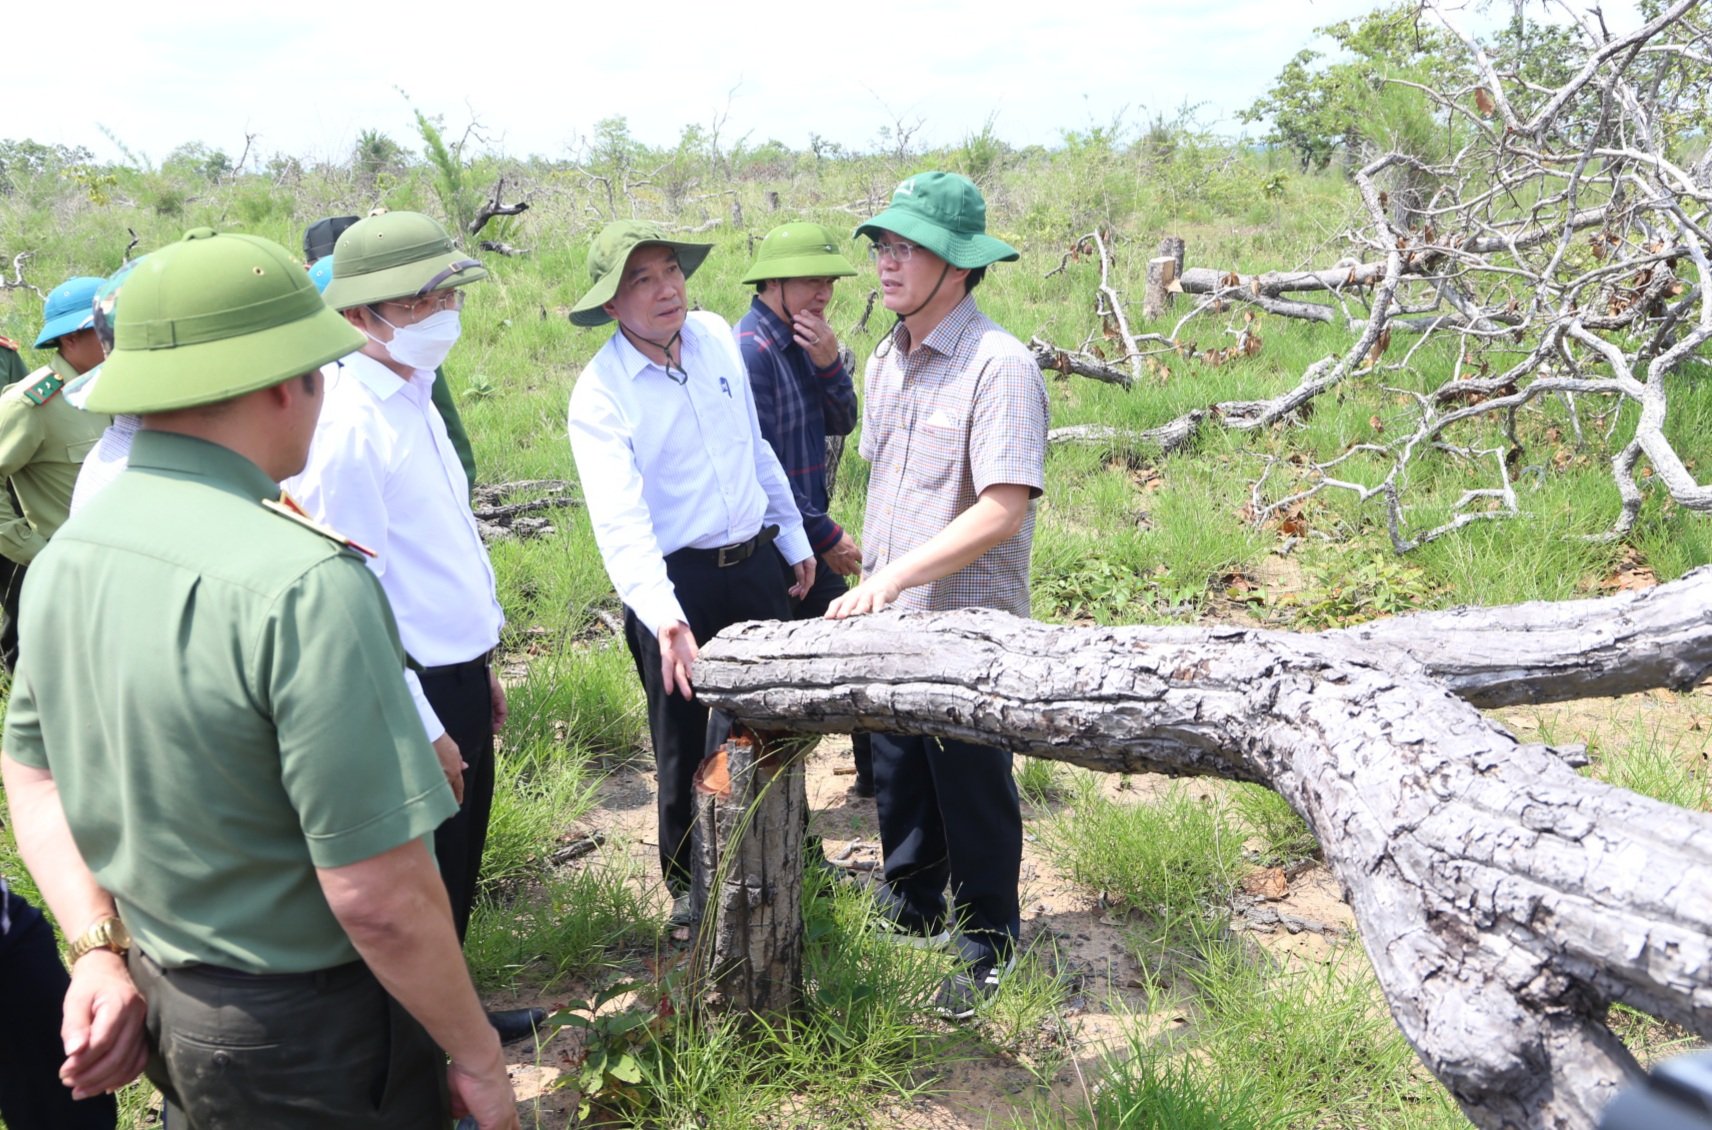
<box><xmin>1</xmin><ymin>117</ymin><xmax>1708</xmax><ymax>1129</ymax></box>
<box><xmin>1038</xmin><ymin>777</ymin><xmax>1246</xmax><ymax>918</ymax></box>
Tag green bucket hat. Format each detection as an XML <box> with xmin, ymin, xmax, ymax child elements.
<box><xmin>84</xmin><ymin>228</ymin><xmax>366</xmax><ymax>415</ymax></box>
<box><xmin>740</xmin><ymin>222</ymin><xmax>858</xmax><ymax>285</ymax></box>
<box><xmin>569</xmin><ymin>221</ymin><xmax>712</xmax><ymax>327</ymax></box>
<box><xmin>854</xmin><ymin>172</ymin><xmax>1018</xmax><ymax>269</ymax></box>
<box><xmin>320</xmin><ymin>211</ymin><xmax>487</xmax><ymax>312</ymax></box>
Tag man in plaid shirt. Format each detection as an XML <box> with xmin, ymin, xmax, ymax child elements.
<box><xmin>737</xmin><ymin>222</ymin><xmax>873</xmax><ymax>796</ymax></box>
<box><xmin>829</xmin><ymin>172</ymin><xmax>1049</xmax><ymax>1019</ymax></box>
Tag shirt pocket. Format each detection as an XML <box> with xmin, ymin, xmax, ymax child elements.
<box><xmin>903</xmin><ymin>410</ymin><xmax>968</xmax><ymax>494</ymax></box>
<box><xmin>65</xmin><ymin>438</ymin><xmax>98</xmax><ymax>463</ymax></box>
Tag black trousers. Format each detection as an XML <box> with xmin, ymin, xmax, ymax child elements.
<box><xmin>784</xmin><ymin>554</ymin><xmax>872</xmax><ymax>787</ymax></box>
<box><xmin>130</xmin><ymin>950</ymin><xmax>447</xmax><ymax>1129</ymax></box>
<box><xmin>0</xmin><ymin>890</ymin><xmax>115</xmax><ymax>1129</ymax></box>
<box><xmin>0</xmin><ymin>558</ymin><xmax>24</xmax><ymax>674</ymax></box>
<box><xmin>419</xmin><ymin>658</ymin><xmax>496</xmax><ymax>942</ymax></box>
<box><xmin>624</xmin><ymin>544</ymin><xmax>790</xmax><ymax>894</ymax></box>
<box><xmin>871</xmin><ymin>733</ymin><xmax>1022</xmax><ymax>966</ymax></box>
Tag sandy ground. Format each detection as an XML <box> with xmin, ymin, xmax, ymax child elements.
<box><xmin>487</xmin><ymin>735</ymin><xmax>1362</xmax><ymax>1128</ymax></box>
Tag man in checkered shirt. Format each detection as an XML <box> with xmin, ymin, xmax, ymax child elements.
<box><xmin>828</xmin><ymin>172</ymin><xmax>1049</xmax><ymax>1019</ymax></box>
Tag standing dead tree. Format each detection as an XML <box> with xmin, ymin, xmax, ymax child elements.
<box><xmin>692</xmin><ymin>567</ymin><xmax>1712</xmax><ymax>1130</ymax></box>
<box><xmin>1035</xmin><ymin>0</ymin><xmax>1712</xmax><ymax>551</ymax></box>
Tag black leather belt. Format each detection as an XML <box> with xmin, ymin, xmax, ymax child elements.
<box><xmin>671</xmin><ymin>524</ymin><xmax>779</xmax><ymax>568</ymax></box>
<box><xmin>409</xmin><ymin>650</ymin><xmax>492</xmax><ymax>678</ymax></box>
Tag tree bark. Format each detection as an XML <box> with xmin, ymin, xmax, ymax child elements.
<box><xmin>693</xmin><ymin>573</ymin><xmax>1712</xmax><ymax>1130</ymax></box>
<box><xmin>1144</xmin><ymin>255</ymin><xmax>1177</xmax><ymax>320</ymax></box>
<box><xmin>689</xmin><ymin>730</ymin><xmax>806</xmax><ymax>1022</ymax></box>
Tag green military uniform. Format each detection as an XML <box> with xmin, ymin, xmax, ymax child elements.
<box><xmin>433</xmin><ymin>365</ymin><xmax>479</xmax><ymax>490</ymax></box>
<box><xmin>0</xmin><ymin>353</ymin><xmax>111</xmax><ymax>564</ymax></box>
<box><xmin>0</xmin><ymin>336</ymin><xmax>32</xmax><ymax>669</ymax></box>
<box><xmin>0</xmin><ymin>336</ymin><xmax>26</xmax><ymax>390</ymax></box>
<box><xmin>2</xmin><ymin>429</ymin><xmax>455</xmax><ymax>973</ymax></box>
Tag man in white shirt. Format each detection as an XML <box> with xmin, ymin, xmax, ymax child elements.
<box><xmin>284</xmin><ymin>212</ymin><xmax>507</xmax><ymax>950</ymax></box>
<box><xmin>567</xmin><ymin>221</ymin><xmax>814</xmax><ymax>920</ymax></box>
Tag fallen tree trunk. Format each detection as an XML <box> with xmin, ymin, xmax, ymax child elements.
<box><xmin>1047</xmin><ymin>414</ymin><xmax>1206</xmax><ymax>458</ymax></box>
<box><xmin>693</xmin><ymin>570</ymin><xmax>1712</xmax><ymax>1130</ymax></box>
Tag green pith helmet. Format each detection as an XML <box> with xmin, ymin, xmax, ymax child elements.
<box><xmin>568</xmin><ymin>221</ymin><xmax>712</xmax><ymax>327</ymax></box>
<box><xmin>739</xmin><ymin>222</ymin><xmax>858</xmax><ymax>285</ymax></box>
<box><xmin>854</xmin><ymin>171</ymin><xmax>1019</xmax><ymax>268</ymax></box>
<box><xmin>320</xmin><ymin>211</ymin><xmax>487</xmax><ymax>312</ymax></box>
<box><xmin>84</xmin><ymin>229</ymin><xmax>366</xmax><ymax>415</ymax></box>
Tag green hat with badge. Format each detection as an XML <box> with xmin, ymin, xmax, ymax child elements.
<box><xmin>569</xmin><ymin>221</ymin><xmax>712</xmax><ymax>327</ymax></box>
<box><xmin>740</xmin><ymin>222</ymin><xmax>858</xmax><ymax>284</ymax></box>
<box><xmin>854</xmin><ymin>172</ymin><xmax>1019</xmax><ymax>269</ymax></box>
<box><xmin>84</xmin><ymin>228</ymin><xmax>366</xmax><ymax>415</ymax></box>
<box><xmin>321</xmin><ymin>211</ymin><xmax>487</xmax><ymax>312</ymax></box>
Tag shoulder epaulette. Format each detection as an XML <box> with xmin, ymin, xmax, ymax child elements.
<box><xmin>0</xmin><ymin>336</ymin><xmax>19</xmax><ymax>353</ymax></box>
<box><xmin>262</xmin><ymin>492</ymin><xmax>377</xmax><ymax>557</ymax></box>
<box><xmin>21</xmin><ymin>369</ymin><xmax>62</xmax><ymax>406</ymax></box>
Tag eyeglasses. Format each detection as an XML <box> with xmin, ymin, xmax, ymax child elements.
<box><xmin>868</xmin><ymin>240</ymin><xmax>919</xmax><ymax>263</ymax></box>
<box><xmin>381</xmin><ymin>288</ymin><xmax>465</xmax><ymax>320</ymax></box>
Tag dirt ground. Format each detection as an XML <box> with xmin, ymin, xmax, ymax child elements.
<box><xmin>485</xmin><ymin>680</ymin><xmax>1709</xmax><ymax>1127</ymax></box>
<box><xmin>487</xmin><ymin>736</ymin><xmax>1363</xmax><ymax>1128</ymax></box>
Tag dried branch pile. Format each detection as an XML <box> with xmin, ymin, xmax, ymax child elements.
<box><xmin>1038</xmin><ymin>0</ymin><xmax>1712</xmax><ymax>551</ymax></box>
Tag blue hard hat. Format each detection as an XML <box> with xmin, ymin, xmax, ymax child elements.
<box><xmin>308</xmin><ymin>256</ymin><xmax>335</xmax><ymax>294</ymax></box>
<box><xmin>34</xmin><ymin>276</ymin><xmax>105</xmax><ymax>348</ymax></box>
<box><xmin>65</xmin><ymin>257</ymin><xmax>148</xmax><ymax>410</ymax></box>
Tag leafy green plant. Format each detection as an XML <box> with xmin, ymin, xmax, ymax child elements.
<box><xmin>549</xmin><ymin>980</ymin><xmax>666</xmax><ymax>1120</ymax></box>
<box><xmin>1276</xmin><ymin>549</ymin><xmax>1441</xmax><ymax>628</ymax></box>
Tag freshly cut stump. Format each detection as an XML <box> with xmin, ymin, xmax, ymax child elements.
<box><xmin>689</xmin><ymin>729</ymin><xmax>808</xmax><ymax>1021</ymax></box>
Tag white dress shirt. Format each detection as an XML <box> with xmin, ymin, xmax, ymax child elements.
<box><xmin>69</xmin><ymin>413</ymin><xmax>142</xmax><ymax>515</ymax></box>
<box><xmin>568</xmin><ymin>310</ymin><xmax>811</xmax><ymax>635</ymax></box>
<box><xmin>285</xmin><ymin>351</ymin><xmax>504</xmax><ymax>741</ymax></box>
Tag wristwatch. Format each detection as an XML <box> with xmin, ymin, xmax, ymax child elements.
<box><xmin>68</xmin><ymin>915</ymin><xmax>132</xmax><ymax>962</ymax></box>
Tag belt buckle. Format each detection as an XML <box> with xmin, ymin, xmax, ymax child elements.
<box><xmin>715</xmin><ymin>542</ymin><xmax>740</xmax><ymax>568</ymax></box>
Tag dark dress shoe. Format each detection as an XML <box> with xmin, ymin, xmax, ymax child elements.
<box><xmin>487</xmin><ymin>1007</ymin><xmax>546</xmax><ymax>1044</ymax></box>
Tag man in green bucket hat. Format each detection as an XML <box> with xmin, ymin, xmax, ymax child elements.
<box><xmin>285</xmin><ymin>213</ymin><xmax>518</xmax><ymax>996</ymax></box>
<box><xmin>0</xmin><ymin>228</ymin><xmax>519</xmax><ymax>1128</ymax></box>
<box><xmin>567</xmin><ymin>220</ymin><xmax>815</xmax><ymax>922</ymax></box>
<box><xmin>827</xmin><ymin>172</ymin><xmax>1050</xmax><ymax>1020</ymax></box>
<box><xmin>736</xmin><ymin>221</ymin><xmax>874</xmax><ymax>797</ymax></box>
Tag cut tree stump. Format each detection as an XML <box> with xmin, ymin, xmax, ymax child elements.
<box><xmin>1143</xmin><ymin>255</ymin><xmax>1177</xmax><ymax>320</ymax></box>
<box><xmin>693</xmin><ymin>569</ymin><xmax>1712</xmax><ymax>1130</ymax></box>
<box><xmin>689</xmin><ymin>729</ymin><xmax>807</xmax><ymax>1022</ymax></box>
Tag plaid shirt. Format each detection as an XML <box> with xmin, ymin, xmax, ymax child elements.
<box><xmin>737</xmin><ymin>296</ymin><xmax>857</xmax><ymax>554</ymax></box>
<box><xmin>859</xmin><ymin>294</ymin><xmax>1048</xmax><ymax>616</ymax></box>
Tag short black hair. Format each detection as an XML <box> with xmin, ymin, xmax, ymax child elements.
<box><xmin>963</xmin><ymin>266</ymin><xmax>987</xmax><ymax>294</ymax></box>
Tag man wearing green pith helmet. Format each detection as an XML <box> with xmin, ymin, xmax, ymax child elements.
<box><xmin>285</xmin><ymin>212</ymin><xmax>510</xmax><ymax>957</ymax></box>
<box><xmin>737</xmin><ymin>222</ymin><xmax>874</xmax><ymax>797</ymax></box>
<box><xmin>0</xmin><ymin>228</ymin><xmax>519</xmax><ymax>1128</ymax></box>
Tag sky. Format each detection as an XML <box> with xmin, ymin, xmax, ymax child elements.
<box><xmin>6</xmin><ymin>0</ymin><xmax>1642</xmax><ymax>167</ymax></box>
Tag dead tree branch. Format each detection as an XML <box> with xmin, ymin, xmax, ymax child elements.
<box><xmin>695</xmin><ymin>575</ymin><xmax>1712</xmax><ymax>1129</ymax></box>
<box><xmin>469</xmin><ymin>175</ymin><xmax>531</xmax><ymax>237</ymax></box>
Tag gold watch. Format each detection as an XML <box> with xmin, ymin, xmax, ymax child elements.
<box><xmin>68</xmin><ymin>915</ymin><xmax>132</xmax><ymax>962</ymax></box>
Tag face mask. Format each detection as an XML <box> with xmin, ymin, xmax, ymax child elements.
<box><xmin>373</xmin><ymin>308</ymin><xmax>461</xmax><ymax>371</ymax></box>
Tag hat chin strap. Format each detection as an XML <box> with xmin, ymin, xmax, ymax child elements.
<box><xmin>619</xmin><ymin>324</ymin><xmax>686</xmax><ymax>383</ymax></box>
<box><xmin>899</xmin><ymin>261</ymin><xmax>953</xmax><ymax>320</ymax></box>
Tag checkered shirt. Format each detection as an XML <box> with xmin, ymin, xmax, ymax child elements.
<box><xmin>859</xmin><ymin>294</ymin><xmax>1048</xmax><ymax>616</ymax></box>
<box><xmin>737</xmin><ymin>296</ymin><xmax>857</xmax><ymax>554</ymax></box>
